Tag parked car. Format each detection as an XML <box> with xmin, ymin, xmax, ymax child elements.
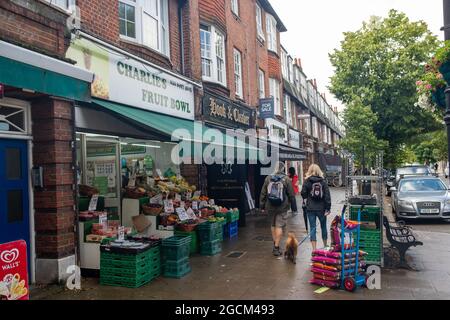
<box><xmin>387</xmin><ymin>165</ymin><xmax>433</xmax><ymax>197</ymax></box>
<box><xmin>385</xmin><ymin>170</ymin><xmax>396</xmax><ymax>196</ymax></box>
<box><xmin>391</xmin><ymin>176</ymin><xmax>450</xmax><ymax>220</ymax></box>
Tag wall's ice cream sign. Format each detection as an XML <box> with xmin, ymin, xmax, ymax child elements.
<box><xmin>67</xmin><ymin>38</ymin><xmax>195</xmax><ymax>120</ymax></box>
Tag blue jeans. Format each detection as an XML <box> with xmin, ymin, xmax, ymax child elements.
<box><xmin>307</xmin><ymin>211</ymin><xmax>328</xmax><ymax>242</ymax></box>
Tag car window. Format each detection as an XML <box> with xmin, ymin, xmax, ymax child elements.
<box><xmin>399</xmin><ymin>179</ymin><xmax>446</xmax><ymax>192</ymax></box>
<box><xmin>397</xmin><ymin>167</ymin><xmax>431</xmax><ymax>176</ymax></box>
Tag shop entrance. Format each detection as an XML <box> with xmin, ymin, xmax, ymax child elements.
<box><xmin>0</xmin><ymin>139</ymin><xmax>30</xmax><ymax>250</ymax></box>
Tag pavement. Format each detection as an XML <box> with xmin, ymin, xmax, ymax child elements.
<box><xmin>30</xmin><ymin>187</ymin><xmax>450</xmax><ymax>300</ymax></box>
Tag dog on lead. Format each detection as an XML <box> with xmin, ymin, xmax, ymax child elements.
<box><xmin>285</xmin><ymin>232</ymin><xmax>299</xmax><ymax>264</ymax></box>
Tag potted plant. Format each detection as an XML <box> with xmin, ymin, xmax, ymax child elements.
<box><xmin>432</xmin><ymin>40</ymin><xmax>450</xmax><ymax>84</ymax></box>
<box><xmin>416</xmin><ymin>70</ymin><xmax>446</xmax><ymax>109</ymax></box>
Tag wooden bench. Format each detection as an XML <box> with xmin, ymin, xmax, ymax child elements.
<box><xmin>383</xmin><ymin>216</ymin><xmax>423</xmax><ymax>270</ymax></box>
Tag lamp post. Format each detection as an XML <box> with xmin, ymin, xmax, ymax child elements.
<box><xmin>444</xmin><ymin>0</ymin><xmax>450</xmax><ymax>183</ymax></box>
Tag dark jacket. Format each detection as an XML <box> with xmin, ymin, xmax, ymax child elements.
<box><xmin>301</xmin><ymin>176</ymin><xmax>331</xmax><ymax>212</ymax></box>
<box><xmin>260</xmin><ymin>171</ymin><xmax>296</xmax><ymax>215</ymax></box>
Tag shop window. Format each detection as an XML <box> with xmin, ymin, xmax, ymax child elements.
<box><xmin>6</xmin><ymin>148</ymin><xmax>21</xmax><ymax>180</ymax></box>
<box><xmin>119</xmin><ymin>0</ymin><xmax>170</xmax><ymax>56</ymax></box>
<box><xmin>234</xmin><ymin>48</ymin><xmax>243</xmax><ymax>98</ymax></box>
<box><xmin>7</xmin><ymin>190</ymin><xmax>23</xmax><ymax>223</ymax></box>
<box><xmin>201</xmin><ymin>25</ymin><xmax>227</xmax><ymax>86</ymax></box>
<box><xmin>44</xmin><ymin>0</ymin><xmax>75</xmax><ymax>11</ymax></box>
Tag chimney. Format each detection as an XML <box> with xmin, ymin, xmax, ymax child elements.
<box><xmin>295</xmin><ymin>58</ymin><xmax>302</xmax><ymax>69</ymax></box>
<box><xmin>313</xmin><ymin>79</ymin><xmax>317</xmax><ymax>88</ymax></box>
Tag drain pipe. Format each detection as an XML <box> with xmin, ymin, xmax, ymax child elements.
<box><xmin>179</xmin><ymin>0</ymin><xmax>186</xmax><ymax>75</ymax></box>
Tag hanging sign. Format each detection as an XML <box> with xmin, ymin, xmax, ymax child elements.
<box><xmin>88</xmin><ymin>194</ymin><xmax>99</xmax><ymax>212</ymax></box>
<box><xmin>186</xmin><ymin>208</ymin><xmax>197</xmax><ymax>220</ymax></box>
<box><xmin>0</xmin><ymin>240</ymin><xmax>29</xmax><ymax>300</ymax></box>
<box><xmin>259</xmin><ymin>98</ymin><xmax>275</xmax><ymax>119</ymax></box>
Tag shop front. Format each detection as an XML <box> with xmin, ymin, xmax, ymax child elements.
<box><xmin>0</xmin><ymin>40</ymin><xmax>93</xmax><ymax>284</ymax></box>
<box><xmin>201</xmin><ymin>91</ymin><xmax>257</xmax><ymax>227</ymax></box>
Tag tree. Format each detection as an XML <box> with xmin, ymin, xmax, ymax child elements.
<box><xmin>411</xmin><ymin>129</ymin><xmax>448</xmax><ymax>164</ymax></box>
<box><xmin>329</xmin><ymin>10</ymin><xmax>442</xmax><ymax>167</ymax></box>
<box><xmin>338</xmin><ymin>98</ymin><xmax>387</xmax><ymax>166</ymax></box>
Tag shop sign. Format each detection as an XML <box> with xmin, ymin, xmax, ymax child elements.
<box><xmin>259</xmin><ymin>98</ymin><xmax>275</xmax><ymax>119</ymax></box>
<box><xmin>288</xmin><ymin>129</ymin><xmax>301</xmax><ymax>149</ymax></box>
<box><xmin>66</xmin><ymin>38</ymin><xmax>195</xmax><ymax>120</ymax></box>
<box><xmin>202</xmin><ymin>93</ymin><xmax>256</xmax><ymax>129</ymax></box>
<box><xmin>265</xmin><ymin>118</ymin><xmax>288</xmax><ymax>145</ymax></box>
<box><xmin>0</xmin><ymin>240</ymin><xmax>29</xmax><ymax>300</ymax></box>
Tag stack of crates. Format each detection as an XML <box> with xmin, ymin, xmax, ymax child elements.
<box><xmin>100</xmin><ymin>245</ymin><xmax>161</xmax><ymax>288</ymax></box>
<box><xmin>174</xmin><ymin>230</ymin><xmax>199</xmax><ymax>255</ymax></box>
<box><xmin>161</xmin><ymin>236</ymin><xmax>192</xmax><ymax>278</ymax></box>
<box><xmin>222</xmin><ymin>209</ymin><xmax>239</xmax><ymax>239</ymax></box>
<box><xmin>197</xmin><ymin>221</ymin><xmax>223</xmax><ymax>256</ymax></box>
<box><xmin>350</xmin><ymin>205</ymin><xmax>382</xmax><ymax>264</ymax></box>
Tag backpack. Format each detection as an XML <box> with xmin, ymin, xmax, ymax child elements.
<box><xmin>310</xmin><ymin>181</ymin><xmax>324</xmax><ymax>200</ymax></box>
<box><xmin>267</xmin><ymin>175</ymin><xmax>286</xmax><ymax>206</ymax></box>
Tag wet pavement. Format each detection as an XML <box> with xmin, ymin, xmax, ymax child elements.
<box><xmin>31</xmin><ymin>188</ymin><xmax>450</xmax><ymax>300</ymax></box>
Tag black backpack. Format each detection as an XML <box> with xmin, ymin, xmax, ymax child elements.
<box><xmin>267</xmin><ymin>175</ymin><xmax>286</xmax><ymax>206</ymax></box>
<box><xmin>310</xmin><ymin>181</ymin><xmax>324</xmax><ymax>200</ymax></box>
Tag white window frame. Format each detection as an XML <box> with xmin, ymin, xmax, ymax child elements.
<box><xmin>266</xmin><ymin>14</ymin><xmax>278</xmax><ymax>53</ymax></box>
<box><xmin>234</xmin><ymin>48</ymin><xmax>243</xmax><ymax>98</ymax></box>
<box><xmin>231</xmin><ymin>0</ymin><xmax>239</xmax><ymax>16</ymax></box>
<box><xmin>44</xmin><ymin>0</ymin><xmax>76</xmax><ymax>12</ymax></box>
<box><xmin>258</xmin><ymin>69</ymin><xmax>265</xmax><ymax>98</ymax></box>
<box><xmin>283</xmin><ymin>94</ymin><xmax>292</xmax><ymax>125</ymax></box>
<box><xmin>118</xmin><ymin>0</ymin><xmax>170</xmax><ymax>57</ymax></box>
<box><xmin>291</xmin><ymin>103</ymin><xmax>297</xmax><ymax>129</ymax></box>
<box><xmin>200</xmin><ymin>25</ymin><xmax>227</xmax><ymax>86</ymax></box>
<box><xmin>288</xmin><ymin>57</ymin><xmax>294</xmax><ymax>83</ymax></box>
<box><xmin>281</xmin><ymin>50</ymin><xmax>288</xmax><ymax>80</ymax></box>
<box><xmin>269</xmin><ymin>78</ymin><xmax>281</xmax><ymax>116</ymax></box>
<box><xmin>256</xmin><ymin>3</ymin><xmax>265</xmax><ymax>40</ymax></box>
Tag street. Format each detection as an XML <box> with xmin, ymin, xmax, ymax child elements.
<box><xmin>30</xmin><ymin>187</ymin><xmax>450</xmax><ymax>300</ymax></box>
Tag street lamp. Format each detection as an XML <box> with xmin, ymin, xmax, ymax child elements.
<box><xmin>443</xmin><ymin>0</ymin><xmax>450</xmax><ymax>182</ymax></box>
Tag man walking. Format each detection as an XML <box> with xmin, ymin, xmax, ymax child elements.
<box><xmin>260</xmin><ymin>162</ymin><xmax>296</xmax><ymax>256</ymax></box>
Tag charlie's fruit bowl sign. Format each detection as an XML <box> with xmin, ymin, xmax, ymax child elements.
<box><xmin>0</xmin><ymin>240</ymin><xmax>29</xmax><ymax>300</ymax></box>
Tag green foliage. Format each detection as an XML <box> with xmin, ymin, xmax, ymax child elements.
<box><xmin>329</xmin><ymin>9</ymin><xmax>442</xmax><ymax>166</ymax></box>
<box><xmin>338</xmin><ymin>98</ymin><xmax>388</xmax><ymax>165</ymax></box>
<box><xmin>411</xmin><ymin>129</ymin><xmax>448</xmax><ymax>164</ymax></box>
<box><xmin>434</xmin><ymin>40</ymin><xmax>450</xmax><ymax>67</ymax></box>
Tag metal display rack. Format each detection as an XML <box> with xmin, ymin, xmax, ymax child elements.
<box><xmin>344</xmin><ymin>153</ymin><xmax>384</xmax><ymax>267</ymax></box>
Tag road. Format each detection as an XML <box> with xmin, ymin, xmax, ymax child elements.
<box><xmin>30</xmin><ymin>187</ymin><xmax>450</xmax><ymax>300</ymax></box>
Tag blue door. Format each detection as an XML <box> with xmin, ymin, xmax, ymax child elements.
<box><xmin>0</xmin><ymin>139</ymin><xmax>30</xmax><ymax>252</ymax></box>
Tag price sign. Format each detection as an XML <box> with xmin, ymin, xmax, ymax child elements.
<box><xmin>0</xmin><ymin>240</ymin><xmax>29</xmax><ymax>300</ymax></box>
<box><xmin>186</xmin><ymin>192</ymin><xmax>192</xmax><ymax>200</ymax></box>
<box><xmin>118</xmin><ymin>226</ymin><xmax>125</xmax><ymax>241</ymax></box>
<box><xmin>199</xmin><ymin>201</ymin><xmax>208</xmax><ymax>209</ymax></box>
<box><xmin>208</xmin><ymin>199</ymin><xmax>215</xmax><ymax>206</ymax></box>
<box><xmin>193</xmin><ymin>191</ymin><xmax>201</xmax><ymax>198</ymax></box>
<box><xmin>175</xmin><ymin>194</ymin><xmax>182</xmax><ymax>201</ymax></box>
<box><xmin>186</xmin><ymin>208</ymin><xmax>197</xmax><ymax>220</ymax></box>
<box><xmin>88</xmin><ymin>194</ymin><xmax>99</xmax><ymax>212</ymax></box>
<box><xmin>180</xmin><ymin>201</ymin><xmax>185</xmax><ymax>209</ymax></box>
<box><xmin>156</xmin><ymin>169</ymin><xmax>164</xmax><ymax>180</ymax></box>
<box><xmin>99</xmin><ymin>212</ymin><xmax>108</xmax><ymax>230</ymax></box>
<box><xmin>175</xmin><ymin>207</ymin><xmax>189</xmax><ymax>221</ymax></box>
<box><xmin>192</xmin><ymin>201</ymin><xmax>198</xmax><ymax>210</ymax></box>
<box><xmin>164</xmin><ymin>200</ymin><xmax>174</xmax><ymax>213</ymax></box>
<box><xmin>150</xmin><ymin>194</ymin><xmax>163</xmax><ymax>205</ymax></box>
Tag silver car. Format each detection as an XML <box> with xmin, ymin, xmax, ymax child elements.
<box><xmin>391</xmin><ymin>176</ymin><xmax>450</xmax><ymax>220</ymax></box>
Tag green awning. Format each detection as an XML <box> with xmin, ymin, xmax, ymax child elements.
<box><xmin>0</xmin><ymin>56</ymin><xmax>91</xmax><ymax>102</ymax></box>
<box><xmin>92</xmin><ymin>98</ymin><xmax>260</xmax><ymax>162</ymax></box>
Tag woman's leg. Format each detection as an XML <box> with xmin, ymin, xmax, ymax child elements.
<box><xmin>319</xmin><ymin>214</ymin><xmax>328</xmax><ymax>247</ymax></box>
<box><xmin>307</xmin><ymin>212</ymin><xmax>317</xmax><ymax>251</ymax></box>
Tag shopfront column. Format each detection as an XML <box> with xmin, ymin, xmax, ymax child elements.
<box><xmin>32</xmin><ymin>98</ymin><xmax>76</xmax><ymax>284</ymax></box>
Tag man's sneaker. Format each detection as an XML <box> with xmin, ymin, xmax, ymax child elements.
<box><xmin>272</xmin><ymin>247</ymin><xmax>282</xmax><ymax>256</ymax></box>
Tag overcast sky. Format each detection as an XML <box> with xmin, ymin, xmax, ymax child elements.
<box><xmin>270</xmin><ymin>0</ymin><xmax>445</xmax><ymax>111</ymax></box>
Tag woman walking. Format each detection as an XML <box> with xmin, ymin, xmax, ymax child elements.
<box><xmin>301</xmin><ymin>164</ymin><xmax>331</xmax><ymax>251</ymax></box>
<box><xmin>288</xmin><ymin>167</ymin><xmax>299</xmax><ymax>216</ymax></box>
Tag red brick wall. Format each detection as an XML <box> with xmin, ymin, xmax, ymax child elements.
<box><xmin>199</xmin><ymin>0</ymin><xmax>226</xmax><ymax>31</ymax></box>
<box><xmin>78</xmin><ymin>0</ymin><xmax>183</xmax><ymax>73</ymax></box>
<box><xmin>32</xmin><ymin>98</ymin><xmax>76</xmax><ymax>259</ymax></box>
<box><xmin>0</xmin><ymin>0</ymin><xmax>68</xmax><ymax>58</ymax></box>
<box><xmin>268</xmin><ymin>51</ymin><xmax>282</xmax><ymax>81</ymax></box>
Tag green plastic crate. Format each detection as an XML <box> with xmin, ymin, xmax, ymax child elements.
<box><xmin>100</xmin><ymin>272</ymin><xmax>153</xmax><ymax>288</ymax></box>
<box><xmin>162</xmin><ymin>257</ymin><xmax>191</xmax><ymax>278</ymax></box>
<box><xmin>101</xmin><ymin>262</ymin><xmax>160</xmax><ymax>278</ymax></box>
<box><xmin>100</xmin><ymin>246</ymin><xmax>159</xmax><ymax>264</ymax></box>
<box><xmin>360</xmin><ymin>230</ymin><xmax>381</xmax><ymax>241</ymax></box>
<box><xmin>200</xmin><ymin>239</ymin><xmax>222</xmax><ymax>256</ymax></box>
<box><xmin>197</xmin><ymin>222</ymin><xmax>223</xmax><ymax>242</ymax></box>
<box><xmin>226</xmin><ymin>210</ymin><xmax>240</xmax><ymax>223</ymax></box>
<box><xmin>161</xmin><ymin>236</ymin><xmax>191</xmax><ymax>262</ymax></box>
<box><xmin>174</xmin><ymin>230</ymin><xmax>199</xmax><ymax>255</ymax></box>
<box><xmin>359</xmin><ymin>240</ymin><xmax>381</xmax><ymax>249</ymax></box>
<box><xmin>350</xmin><ymin>205</ymin><xmax>381</xmax><ymax>223</ymax></box>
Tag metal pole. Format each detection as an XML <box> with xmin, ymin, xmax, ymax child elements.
<box><xmin>444</xmin><ymin>0</ymin><xmax>450</xmax><ymax>183</ymax></box>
